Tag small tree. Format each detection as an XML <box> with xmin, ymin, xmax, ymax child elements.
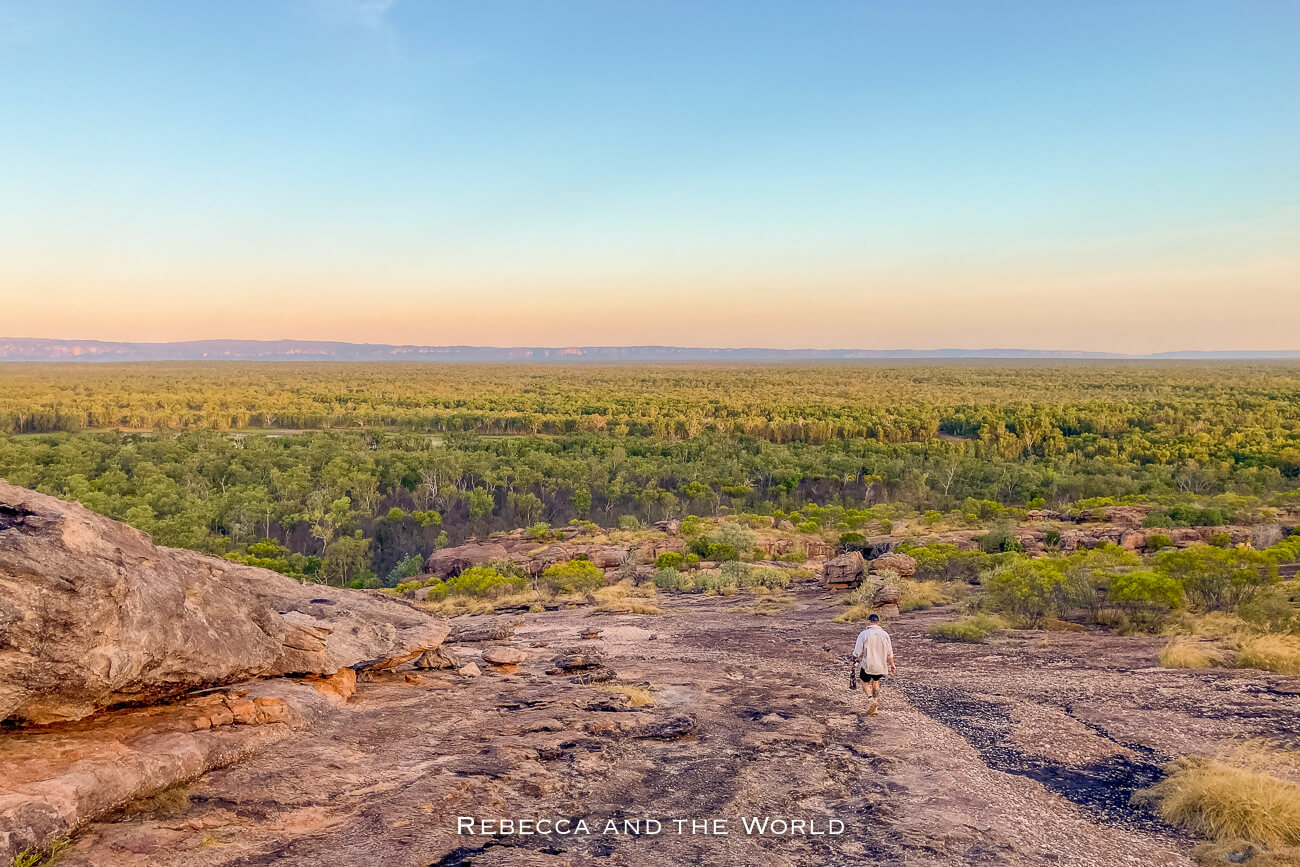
<box><xmin>1155</xmin><ymin>547</ymin><xmax>1276</xmax><ymax>611</ymax></box>
<box><xmin>983</xmin><ymin>557</ymin><xmax>1066</xmax><ymax>626</ymax></box>
<box><xmin>1108</xmin><ymin>570</ymin><xmax>1183</xmax><ymax>628</ymax></box>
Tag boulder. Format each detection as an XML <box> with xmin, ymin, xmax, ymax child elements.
<box><xmin>870</xmin><ymin>552</ymin><xmax>917</xmax><ymax>577</ymax></box>
<box><xmin>414</xmin><ymin>646</ymin><xmax>461</xmax><ymax>670</ymax></box>
<box><xmin>448</xmin><ymin>619</ymin><xmax>516</xmax><ymax>644</ymax></box>
<box><xmin>425</xmin><ymin>541</ymin><xmax>510</xmax><ymax>578</ymax></box>
<box><xmin>482</xmin><ymin>647</ymin><xmax>528</xmax><ymax>666</ymax></box>
<box><xmin>457</xmin><ymin>662</ymin><xmax>481</xmax><ymax>677</ymax></box>
<box><xmin>588</xmin><ymin>546</ymin><xmax>630</xmax><ymax>569</ymax></box>
<box><xmin>822</xmin><ymin>551</ymin><xmax>865</xmax><ymax>586</ymax></box>
<box><xmin>0</xmin><ymin>481</ymin><xmax>449</xmax><ymax>725</ymax></box>
<box><xmin>873</xmin><ymin>583</ymin><xmax>902</xmax><ymax>606</ymax></box>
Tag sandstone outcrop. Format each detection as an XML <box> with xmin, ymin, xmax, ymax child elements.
<box><xmin>822</xmin><ymin>551</ymin><xmax>865</xmax><ymax>589</ymax></box>
<box><xmin>425</xmin><ymin>541</ymin><xmax>509</xmax><ymax>577</ymax></box>
<box><xmin>0</xmin><ymin>481</ymin><xmax>449</xmax><ymax>725</ymax></box>
<box><xmin>870</xmin><ymin>551</ymin><xmax>917</xmax><ymax>577</ymax></box>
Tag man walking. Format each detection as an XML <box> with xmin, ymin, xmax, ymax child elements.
<box><xmin>853</xmin><ymin>614</ymin><xmax>896</xmax><ymax>715</ymax></box>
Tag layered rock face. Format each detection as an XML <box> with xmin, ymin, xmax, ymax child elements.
<box><xmin>0</xmin><ymin>481</ymin><xmax>448</xmax><ymax>725</ymax></box>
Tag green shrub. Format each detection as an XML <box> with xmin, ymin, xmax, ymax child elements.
<box><xmin>983</xmin><ymin>558</ymin><xmax>1066</xmax><ymax>625</ymax></box>
<box><xmin>839</xmin><ymin>532</ymin><xmax>867</xmax><ymax>547</ymax></box>
<box><xmin>1108</xmin><ymin>570</ymin><xmax>1183</xmax><ymax>627</ymax></box>
<box><xmin>525</xmin><ymin>522</ymin><xmax>553</xmax><ymax>539</ymax></box>
<box><xmin>653</xmin><ymin>566</ymin><xmax>687</xmax><ymax>592</ymax></box>
<box><xmin>749</xmin><ymin>567</ymin><xmax>790</xmax><ymax>590</ymax></box>
<box><xmin>715</xmin><ymin>521</ymin><xmax>756</xmax><ymax>557</ymax></box>
<box><xmin>655</xmin><ymin>551</ymin><xmax>684</xmax><ymax>568</ymax></box>
<box><xmin>1061</xmin><ymin>544</ymin><xmax>1142</xmax><ymax>621</ymax></box>
<box><xmin>706</xmin><ymin>543</ymin><xmax>738</xmax><ymax>562</ymax></box>
<box><xmin>539</xmin><ymin>559</ymin><xmax>607</xmax><ymax>595</ymax></box>
<box><xmin>431</xmin><ymin>566</ymin><xmax>526</xmax><ymax>599</ymax></box>
<box><xmin>720</xmin><ymin>560</ymin><xmax>752</xmax><ymax>584</ymax></box>
<box><xmin>1044</xmin><ymin>529</ymin><xmax>1061</xmax><ymax>548</ymax></box>
<box><xmin>384</xmin><ymin>507</ymin><xmax>406</xmax><ymax>522</ymax></box>
<box><xmin>680</xmin><ymin>515</ymin><xmax>704</xmax><ymax>536</ymax></box>
<box><xmin>795</xmin><ymin>520</ymin><xmax>819</xmax><ymax>533</ymax></box>
<box><xmin>617</xmin><ymin>515</ymin><xmax>642</xmax><ymax>530</ymax></box>
<box><xmin>978</xmin><ymin>521</ymin><xmax>1024</xmax><ymax>554</ymax></box>
<box><xmin>929</xmin><ymin>613</ymin><xmax>1004</xmax><ymax>643</ymax></box>
<box><xmin>1237</xmin><ymin>591</ymin><xmax>1300</xmax><ymax>634</ymax></box>
<box><xmin>1155</xmin><ymin>546</ymin><xmax>1276</xmax><ymax>612</ymax></box>
<box><xmin>683</xmin><ymin>552</ymin><xmax>701</xmax><ymax>567</ymax></box>
<box><xmin>1147</xmin><ymin>533</ymin><xmax>1174</xmax><ymax>550</ymax></box>
<box><xmin>909</xmin><ymin>543</ymin><xmax>983</xmax><ymax>582</ymax></box>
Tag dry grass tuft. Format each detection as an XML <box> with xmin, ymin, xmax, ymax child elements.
<box><xmin>591</xmin><ymin>581</ymin><xmax>661</xmax><ymax>615</ymax></box>
<box><xmin>421</xmin><ymin>590</ymin><xmax>539</xmax><ymax>617</ymax></box>
<box><xmin>1233</xmin><ymin>635</ymin><xmax>1300</xmax><ymax>675</ymax></box>
<box><xmin>898</xmin><ymin>579</ymin><xmax>956</xmax><ymax>612</ymax></box>
<box><xmin>832</xmin><ymin>604</ymin><xmax>876</xmax><ymax>624</ymax></box>
<box><xmin>731</xmin><ymin>594</ymin><xmax>794</xmax><ymax>616</ymax></box>
<box><xmin>603</xmin><ymin>684</ymin><xmax>655</xmax><ymax>707</ymax></box>
<box><xmin>1164</xmin><ymin>611</ymin><xmax>1252</xmax><ymax>638</ymax></box>
<box><xmin>927</xmin><ymin>613</ymin><xmax>1006</xmax><ymax>643</ymax></box>
<box><xmin>1158</xmin><ymin>638</ymin><xmax>1224</xmax><ymax>670</ymax></box>
<box><xmin>1140</xmin><ymin>746</ymin><xmax>1300</xmax><ymax>848</ymax></box>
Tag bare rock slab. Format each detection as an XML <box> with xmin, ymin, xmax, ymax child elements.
<box><xmin>0</xmin><ymin>481</ymin><xmax>448</xmax><ymax>724</ymax></box>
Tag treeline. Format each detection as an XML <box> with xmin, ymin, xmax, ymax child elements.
<box><xmin>1</xmin><ymin>364</ymin><xmax>1298</xmax><ymax>472</ymax></box>
<box><xmin>1</xmin><ymin>424</ymin><xmax>1297</xmax><ymax>586</ymax></box>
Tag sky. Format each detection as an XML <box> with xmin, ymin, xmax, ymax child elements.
<box><xmin>1</xmin><ymin>0</ymin><xmax>1297</xmax><ymax>352</ymax></box>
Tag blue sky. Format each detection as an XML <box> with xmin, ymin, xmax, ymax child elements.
<box><xmin>1</xmin><ymin>0</ymin><xmax>1297</xmax><ymax>350</ymax></box>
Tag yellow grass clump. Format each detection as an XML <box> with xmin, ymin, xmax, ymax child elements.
<box><xmin>591</xmin><ymin>581</ymin><xmax>662</xmax><ymax>615</ymax></box>
<box><xmin>1141</xmin><ymin>747</ymin><xmax>1300</xmax><ymax>849</ymax></box>
<box><xmin>1233</xmin><ymin>635</ymin><xmax>1300</xmax><ymax>675</ymax></box>
<box><xmin>603</xmin><ymin>684</ymin><xmax>655</xmax><ymax>707</ymax></box>
<box><xmin>898</xmin><ymin>579</ymin><xmax>955</xmax><ymax>612</ymax></box>
<box><xmin>833</xmin><ymin>604</ymin><xmax>875</xmax><ymax>624</ymax></box>
<box><xmin>1158</xmin><ymin>639</ymin><xmax>1224</xmax><ymax>670</ymax></box>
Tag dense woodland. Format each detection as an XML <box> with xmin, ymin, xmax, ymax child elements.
<box><xmin>1</xmin><ymin>362</ymin><xmax>1297</xmax><ymax>586</ymax></box>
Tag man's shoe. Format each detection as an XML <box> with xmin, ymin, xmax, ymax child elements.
<box><xmin>866</xmin><ymin>698</ymin><xmax>879</xmax><ymax>716</ymax></box>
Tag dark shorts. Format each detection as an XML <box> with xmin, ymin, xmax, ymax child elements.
<box><xmin>858</xmin><ymin>670</ymin><xmax>883</xmax><ymax>682</ymax></box>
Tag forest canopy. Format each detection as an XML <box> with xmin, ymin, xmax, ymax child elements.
<box><xmin>0</xmin><ymin>362</ymin><xmax>1296</xmax><ymax>586</ymax></box>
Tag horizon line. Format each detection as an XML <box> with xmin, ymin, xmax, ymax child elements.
<box><xmin>2</xmin><ymin>337</ymin><xmax>1299</xmax><ymax>362</ymax></box>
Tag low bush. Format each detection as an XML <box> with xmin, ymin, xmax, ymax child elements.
<box><xmin>538</xmin><ymin>559</ymin><xmax>606</xmax><ymax>595</ymax></box>
<box><xmin>928</xmin><ymin>613</ymin><xmax>1005</xmax><ymax>643</ymax></box>
<box><xmin>429</xmin><ymin>566</ymin><xmax>527</xmax><ymax>600</ymax></box>
<box><xmin>653</xmin><ymin>566</ymin><xmax>687</xmax><ymax>592</ymax></box>
<box><xmin>1140</xmin><ymin>750</ymin><xmax>1300</xmax><ymax>848</ymax></box>
<box><xmin>832</xmin><ymin>604</ymin><xmax>875</xmax><ymax>623</ymax></box>
<box><xmin>1158</xmin><ymin>638</ymin><xmax>1223</xmax><ymax>669</ymax></box>
<box><xmin>1233</xmin><ymin>635</ymin><xmax>1300</xmax><ymax>675</ymax></box>
<box><xmin>654</xmin><ymin>551</ymin><xmax>684</xmax><ymax>569</ymax></box>
<box><xmin>1146</xmin><ymin>533</ymin><xmax>1174</xmax><ymax>551</ymax></box>
<box><xmin>898</xmin><ymin>579</ymin><xmax>954</xmax><ymax>612</ymax></box>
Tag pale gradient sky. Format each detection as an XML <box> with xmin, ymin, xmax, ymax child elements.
<box><xmin>1</xmin><ymin>0</ymin><xmax>1298</xmax><ymax>352</ymax></box>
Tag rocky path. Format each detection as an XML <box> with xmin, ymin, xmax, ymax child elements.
<box><xmin>55</xmin><ymin>591</ymin><xmax>1300</xmax><ymax>866</ymax></box>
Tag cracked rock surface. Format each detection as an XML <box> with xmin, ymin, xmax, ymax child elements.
<box><xmin>40</xmin><ymin>592</ymin><xmax>1300</xmax><ymax>866</ymax></box>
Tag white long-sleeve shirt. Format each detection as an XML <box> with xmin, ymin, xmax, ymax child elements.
<box><xmin>853</xmin><ymin>625</ymin><xmax>894</xmax><ymax>676</ymax></box>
